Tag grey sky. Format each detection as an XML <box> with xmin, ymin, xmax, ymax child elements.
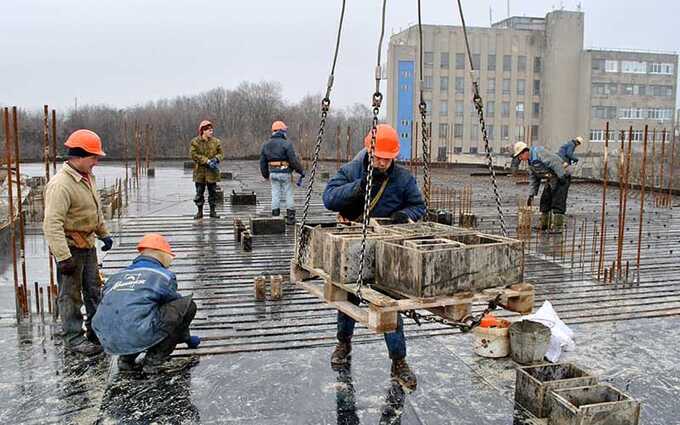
<box><xmin>1</xmin><ymin>0</ymin><xmax>678</xmax><ymax>111</ymax></box>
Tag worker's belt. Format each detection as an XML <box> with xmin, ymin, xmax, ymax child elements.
<box><xmin>269</xmin><ymin>161</ymin><xmax>290</xmax><ymax>170</ymax></box>
<box><xmin>65</xmin><ymin>229</ymin><xmax>94</xmax><ymax>249</ymax></box>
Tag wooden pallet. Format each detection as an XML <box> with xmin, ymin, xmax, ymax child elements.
<box><xmin>290</xmin><ymin>261</ymin><xmax>534</xmax><ymax>334</ymax></box>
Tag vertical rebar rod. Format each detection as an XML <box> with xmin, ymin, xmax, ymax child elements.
<box><xmin>12</xmin><ymin>107</ymin><xmax>29</xmax><ymax>314</ymax></box>
<box><xmin>658</xmin><ymin>129</ymin><xmax>667</xmax><ymax>206</ymax></box>
<box><xmin>597</xmin><ymin>122</ymin><xmax>609</xmax><ymax>280</ymax></box>
<box><xmin>4</xmin><ymin>108</ymin><xmax>21</xmax><ymax>319</ymax></box>
<box><xmin>667</xmin><ymin>132</ymin><xmax>676</xmax><ymax>206</ymax></box>
<box><xmin>636</xmin><ymin>126</ymin><xmax>649</xmax><ymax>270</ymax></box>
<box><xmin>50</xmin><ymin>109</ymin><xmax>57</xmax><ymax>174</ymax></box>
<box><xmin>651</xmin><ymin>129</ymin><xmax>657</xmax><ymax>205</ymax></box>
<box><xmin>617</xmin><ymin>127</ymin><xmax>633</xmax><ymax>275</ymax></box>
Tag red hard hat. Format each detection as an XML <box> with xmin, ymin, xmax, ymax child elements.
<box><xmin>64</xmin><ymin>129</ymin><xmax>106</xmax><ymax>156</ymax></box>
<box><xmin>198</xmin><ymin>120</ymin><xmax>213</xmax><ymax>135</ymax></box>
<box><xmin>364</xmin><ymin>124</ymin><xmax>400</xmax><ymax>159</ymax></box>
<box><xmin>137</xmin><ymin>233</ymin><xmax>176</xmax><ymax>257</ymax></box>
<box><xmin>272</xmin><ymin>121</ymin><xmax>288</xmax><ymax>132</ymax></box>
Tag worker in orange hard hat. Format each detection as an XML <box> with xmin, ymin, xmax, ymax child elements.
<box><xmin>190</xmin><ymin>120</ymin><xmax>224</xmax><ymax>219</ymax></box>
<box><xmin>43</xmin><ymin>129</ymin><xmax>112</xmax><ymax>356</ymax></box>
<box><xmin>93</xmin><ymin>233</ymin><xmax>201</xmax><ymax>374</ymax></box>
<box><xmin>322</xmin><ymin>124</ymin><xmax>425</xmax><ymax>391</ymax></box>
<box><xmin>259</xmin><ymin>120</ymin><xmax>305</xmax><ymax>224</ymax></box>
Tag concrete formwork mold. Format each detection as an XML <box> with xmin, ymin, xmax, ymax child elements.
<box><xmin>378</xmin><ymin>221</ymin><xmax>473</xmax><ymax>238</ymax></box>
<box><xmin>230</xmin><ymin>191</ymin><xmax>256</xmax><ymax>205</ymax></box>
<box><xmin>514</xmin><ymin>363</ymin><xmax>598</xmax><ymax>418</ymax></box>
<box><xmin>214</xmin><ymin>186</ymin><xmax>224</xmax><ymax>203</ymax></box>
<box><xmin>547</xmin><ymin>384</ymin><xmax>640</xmax><ymax>425</ymax></box>
<box><xmin>249</xmin><ymin>217</ymin><xmax>285</xmax><ymax>235</ymax></box>
<box><xmin>293</xmin><ymin>222</ymin><xmax>353</xmax><ymax>269</ymax></box>
<box><xmin>374</xmin><ymin>232</ymin><xmax>523</xmax><ymax>298</ymax></box>
<box><xmin>220</xmin><ymin>172</ymin><xmax>233</xmax><ymax>180</ymax></box>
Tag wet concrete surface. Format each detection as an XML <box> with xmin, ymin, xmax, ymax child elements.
<box><xmin>1</xmin><ymin>160</ymin><xmax>679</xmax><ymax>424</ymax></box>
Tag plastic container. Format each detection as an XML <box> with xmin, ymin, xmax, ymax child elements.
<box><xmin>473</xmin><ymin>314</ymin><xmax>512</xmax><ymax>358</ymax></box>
<box><xmin>509</xmin><ymin>320</ymin><xmax>551</xmax><ymax>364</ymax></box>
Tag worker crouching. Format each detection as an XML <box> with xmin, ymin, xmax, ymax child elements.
<box><xmin>322</xmin><ymin>124</ymin><xmax>425</xmax><ymax>390</ymax></box>
<box><xmin>190</xmin><ymin>120</ymin><xmax>224</xmax><ymax>219</ymax></box>
<box><xmin>93</xmin><ymin>234</ymin><xmax>201</xmax><ymax>374</ymax></box>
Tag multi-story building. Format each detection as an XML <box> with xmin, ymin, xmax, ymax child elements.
<box><xmin>386</xmin><ymin>10</ymin><xmax>678</xmax><ymax>167</ymax></box>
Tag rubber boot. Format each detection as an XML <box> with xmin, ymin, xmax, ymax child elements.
<box><xmin>330</xmin><ymin>340</ymin><xmax>352</xmax><ymax>367</ymax></box>
<box><xmin>143</xmin><ymin>355</ymin><xmax>199</xmax><ymax>375</ymax></box>
<box><xmin>391</xmin><ymin>358</ymin><xmax>417</xmax><ymax>391</ymax></box>
<box><xmin>550</xmin><ymin>213</ymin><xmax>565</xmax><ymax>234</ymax></box>
<box><xmin>534</xmin><ymin>212</ymin><xmax>550</xmax><ymax>231</ymax></box>
<box><xmin>194</xmin><ymin>205</ymin><xmax>203</xmax><ymax>220</ymax></box>
<box><xmin>272</xmin><ymin>208</ymin><xmax>280</xmax><ymax>217</ymax></box>
<box><xmin>286</xmin><ymin>209</ymin><xmax>296</xmax><ymax>225</ymax></box>
<box><xmin>209</xmin><ymin>205</ymin><xmax>219</xmax><ymax>218</ymax></box>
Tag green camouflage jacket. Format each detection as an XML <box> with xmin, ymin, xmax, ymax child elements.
<box><xmin>190</xmin><ymin>136</ymin><xmax>224</xmax><ymax>183</ymax></box>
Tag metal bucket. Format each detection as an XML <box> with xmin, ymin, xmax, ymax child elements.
<box><xmin>509</xmin><ymin>320</ymin><xmax>551</xmax><ymax>364</ymax></box>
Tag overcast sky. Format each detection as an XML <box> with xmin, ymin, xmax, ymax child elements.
<box><xmin>1</xmin><ymin>0</ymin><xmax>678</xmax><ymax>112</ymax></box>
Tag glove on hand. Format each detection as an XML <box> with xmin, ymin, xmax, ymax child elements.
<box><xmin>296</xmin><ymin>175</ymin><xmax>304</xmax><ymax>187</ymax></box>
<box><xmin>207</xmin><ymin>158</ymin><xmax>219</xmax><ymax>170</ymax></box>
<box><xmin>186</xmin><ymin>335</ymin><xmax>201</xmax><ymax>349</ymax></box>
<box><xmin>99</xmin><ymin>236</ymin><xmax>114</xmax><ymax>252</ymax></box>
<box><xmin>390</xmin><ymin>211</ymin><xmax>411</xmax><ymax>224</ymax></box>
<box><xmin>58</xmin><ymin>258</ymin><xmax>77</xmax><ymax>276</ymax></box>
<box><xmin>527</xmin><ymin>195</ymin><xmax>534</xmax><ymax>207</ymax></box>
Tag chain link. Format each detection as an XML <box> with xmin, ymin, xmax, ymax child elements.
<box><xmin>404</xmin><ymin>294</ymin><xmax>503</xmax><ymax>333</ymax></box>
<box><xmin>419</xmin><ymin>99</ymin><xmax>431</xmax><ymax>211</ymax></box>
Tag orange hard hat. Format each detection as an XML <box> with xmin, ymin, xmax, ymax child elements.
<box><xmin>364</xmin><ymin>124</ymin><xmax>400</xmax><ymax>159</ymax></box>
<box><xmin>479</xmin><ymin>314</ymin><xmax>510</xmax><ymax>328</ymax></box>
<box><xmin>64</xmin><ymin>129</ymin><xmax>106</xmax><ymax>156</ymax></box>
<box><xmin>137</xmin><ymin>233</ymin><xmax>175</xmax><ymax>257</ymax></box>
<box><xmin>198</xmin><ymin>120</ymin><xmax>213</xmax><ymax>135</ymax></box>
<box><xmin>272</xmin><ymin>121</ymin><xmax>288</xmax><ymax>132</ymax></box>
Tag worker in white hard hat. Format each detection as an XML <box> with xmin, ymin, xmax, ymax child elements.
<box><xmin>558</xmin><ymin>136</ymin><xmax>583</xmax><ymax>172</ymax></box>
<box><xmin>511</xmin><ymin>141</ymin><xmax>570</xmax><ymax>232</ymax></box>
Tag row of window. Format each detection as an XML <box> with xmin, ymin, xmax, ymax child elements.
<box><xmin>592</xmin><ymin>82</ymin><xmax>674</xmax><ymax>97</ymax></box>
<box><xmin>435</xmin><ymin>123</ymin><xmax>539</xmax><ymax>142</ymax></box>
<box><xmin>420</xmin><ymin>100</ymin><xmax>540</xmax><ymax>120</ymax></box>
<box><xmin>589</xmin><ymin>129</ymin><xmax>672</xmax><ymax>142</ymax></box>
<box><xmin>420</xmin><ymin>76</ymin><xmax>541</xmax><ymax>96</ymax></box>
<box><xmin>591</xmin><ymin>106</ymin><xmax>674</xmax><ymax>121</ymax></box>
<box><xmin>436</xmin><ymin>145</ymin><xmax>515</xmax><ymax>159</ymax></box>
<box><xmin>592</xmin><ymin>59</ymin><xmax>674</xmax><ymax>75</ymax></box>
<box><xmin>424</xmin><ymin>53</ymin><xmax>542</xmax><ymax>73</ymax></box>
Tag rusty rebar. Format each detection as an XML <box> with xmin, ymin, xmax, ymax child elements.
<box><xmin>616</xmin><ymin>127</ymin><xmax>633</xmax><ymax>275</ymax></box>
<box><xmin>4</xmin><ymin>108</ymin><xmax>22</xmax><ymax>319</ymax></box>
<box><xmin>658</xmin><ymin>129</ymin><xmax>667</xmax><ymax>207</ymax></box>
<box><xmin>13</xmin><ymin>107</ymin><xmax>29</xmax><ymax>314</ymax></box>
<box><xmin>597</xmin><ymin>122</ymin><xmax>609</xmax><ymax>280</ymax></box>
<box><xmin>636</xmin><ymin>126</ymin><xmax>649</xmax><ymax>270</ymax></box>
<box><xmin>51</xmin><ymin>109</ymin><xmax>57</xmax><ymax>174</ymax></box>
<box><xmin>666</xmin><ymin>130</ymin><xmax>675</xmax><ymax>207</ymax></box>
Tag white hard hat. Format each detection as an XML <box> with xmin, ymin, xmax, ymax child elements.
<box><xmin>512</xmin><ymin>142</ymin><xmax>528</xmax><ymax>158</ymax></box>
<box><xmin>574</xmin><ymin>136</ymin><xmax>584</xmax><ymax>145</ymax></box>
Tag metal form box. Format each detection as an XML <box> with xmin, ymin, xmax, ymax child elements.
<box><xmin>230</xmin><ymin>191</ymin><xmax>256</xmax><ymax>205</ymax></box>
<box><xmin>249</xmin><ymin>217</ymin><xmax>285</xmax><ymax>235</ymax></box>
<box><xmin>548</xmin><ymin>384</ymin><xmax>640</xmax><ymax>425</ymax></box>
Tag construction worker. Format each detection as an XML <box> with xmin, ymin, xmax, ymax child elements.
<box><xmin>259</xmin><ymin>120</ymin><xmax>305</xmax><ymax>224</ymax></box>
<box><xmin>190</xmin><ymin>120</ymin><xmax>224</xmax><ymax>219</ymax></box>
<box><xmin>92</xmin><ymin>234</ymin><xmax>201</xmax><ymax>374</ymax></box>
<box><xmin>43</xmin><ymin>129</ymin><xmax>113</xmax><ymax>355</ymax></box>
<box><xmin>322</xmin><ymin>124</ymin><xmax>425</xmax><ymax>391</ymax></box>
<box><xmin>511</xmin><ymin>141</ymin><xmax>570</xmax><ymax>232</ymax></box>
<box><xmin>558</xmin><ymin>136</ymin><xmax>582</xmax><ymax>168</ymax></box>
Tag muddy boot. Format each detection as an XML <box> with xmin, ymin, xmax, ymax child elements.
<box><xmin>330</xmin><ymin>340</ymin><xmax>352</xmax><ymax>367</ymax></box>
<box><xmin>391</xmin><ymin>358</ymin><xmax>417</xmax><ymax>391</ymax></box>
<box><xmin>67</xmin><ymin>340</ymin><xmax>103</xmax><ymax>356</ymax></box>
<box><xmin>118</xmin><ymin>355</ymin><xmax>141</xmax><ymax>373</ymax></box>
<box><xmin>286</xmin><ymin>209</ymin><xmax>296</xmax><ymax>225</ymax></box>
<box><xmin>143</xmin><ymin>355</ymin><xmax>200</xmax><ymax>375</ymax></box>
<box><xmin>534</xmin><ymin>212</ymin><xmax>551</xmax><ymax>231</ymax></box>
<box><xmin>209</xmin><ymin>205</ymin><xmax>219</xmax><ymax>218</ymax></box>
<box><xmin>272</xmin><ymin>208</ymin><xmax>280</xmax><ymax>217</ymax></box>
<box><xmin>550</xmin><ymin>213</ymin><xmax>565</xmax><ymax>234</ymax></box>
<box><xmin>193</xmin><ymin>205</ymin><xmax>204</xmax><ymax>220</ymax></box>
<box><xmin>85</xmin><ymin>329</ymin><xmax>101</xmax><ymax>346</ymax></box>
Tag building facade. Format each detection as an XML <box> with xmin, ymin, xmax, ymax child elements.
<box><xmin>386</xmin><ymin>10</ymin><xmax>678</xmax><ymax>166</ymax></box>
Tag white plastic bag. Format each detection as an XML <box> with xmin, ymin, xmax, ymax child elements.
<box><xmin>525</xmin><ymin>301</ymin><xmax>575</xmax><ymax>362</ymax></box>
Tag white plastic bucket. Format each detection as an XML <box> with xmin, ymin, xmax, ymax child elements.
<box><xmin>473</xmin><ymin>318</ymin><xmax>511</xmax><ymax>358</ymax></box>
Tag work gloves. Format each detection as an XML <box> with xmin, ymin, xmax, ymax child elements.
<box><xmin>207</xmin><ymin>157</ymin><xmax>220</xmax><ymax>171</ymax></box>
<box><xmin>527</xmin><ymin>195</ymin><xmax>534</xmax><ymax>207</ymax></box>
<box><xmin>186</xmin><ymin>335</ymin><xmax>201</xmax><ymax>349</ymax></box>
<box><xmin>296</xmin><ymin>174</ymin><xmax>305</xmax><ymax>187</ymax></box>
<box><xmin>99</xmin><ymin>236</ymin><xmax>114</xmax><ymax>252</ymax></box>
<box><xmin>58</xmin><ymin>258</ymin><xmax>77</xmax><ymax>276</ymax></box>
<box><xmin>390</xmin><ymin>211</ymin><xmax>411</xmax><ymax>224</ymax></box>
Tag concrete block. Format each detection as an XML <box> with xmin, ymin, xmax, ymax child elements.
<box><xmin>548</xmin><ymin>384</ymin><xmax>640</xmax><ymax>425</ymax></box>
<box><xmin>250</xmin><ymin>217</ymin><xmax>285</xmax><ymax>235</ymax></box>
<box><xmin>380</xmin><ymin>222</ymin><xmax>473</xmax><ymax>238</ymax></box>
<box><xmin>254</xmin><ymin>276</ymin><xmax>266</xmax><ymax>301</ymax></box>
<box><xmin>459</xmin><ymin>213</ymin><xmax>477</xmax><ymax>228</ymax></box>
<box><xmin>214</xmin><ymin>186</ymin><xmax>225</xmax><ymax>203</ymax></box>
<box><xmin>221</xmin><ymin>171</ymin><xmax>233</xmax><ymax>180</ymax></box>
<box><xmin>515</xmin><ymin>363</ymin><xmax>598</xmax><ymax>418</ymax></box>
<box><xmin>270</xmin><ymin>275</ymin><xmax>283</xmax><ymax>300</ymax></box>
<box><xmin>230</xmin><ymin>191</ymin><xmax>256</xmax><ymax>205</ymax></box>
<box><xmin>320</xmin><ymin>171</ymin><xmax>330</xmax><ymax>180</ymax></box>
<box><xmin>293</xmin><ymin>221</ymin><xmax>357</xmax><ymax>270</ymax></box>
<box><xmin>241</xmin><ymin>231</ymin><xmax>252</xmax><ymax>252</ymax></box>
<box><xmin>375</xmin><ymin>232</ymin><xmax>523</xmax><ymax>298</ymax></box>
<box><xmin>146</xmin><ymin>168</ymin><xmax>155</xmax><ymax>177</ymax></box>
<box><xmin>183</xmin><ymin>161</ymin><xmax>194</xmax><ymax>169</ymax></box>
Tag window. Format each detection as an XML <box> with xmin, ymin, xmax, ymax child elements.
<box><xmin>472</xmin><ymin>54</ymin><xmax>481</xmax><ymax>70</ymax></box>
<box><xmin>440</xmin><ymin>76</ymin><xmax>449</xmax><ymax>93</ymax></box>
<box><xmin>471</xmin><ymin>125</ymin><xmax>479</xmax><ymax>140</ymax></box>
<box><xmin>531</xmin><ymin>125</ymin><xmax>539</xmax><ymax>142</ymax></box>
<box><xmin>650</xmin><ymin>85</ymin><xmax>674</xmax><ymax>97</ymax></box>
<box><xmin>534</xmin><ymin>57</ymin><xmax>542</xmax><ymax>73</ymax></box>
<box><xmin>501</xmin><ymin>102</ymin><xmax>510</xmax><ymax>118</ymax></box>
<box><xmin>425</xmin><ymin>100</ymin><xmax>432</xmax><ymax>112</ymax></box>
<box><xmin>440</xmin><ymin>52</ymin><xmax>449</xmax><ymax>69</ymax></box>
<box><xmin>516</xmin><ymin>126</ymin><xmax>525</xmax><ymax>141</ymax></box>
<box><xmin>469</xmin><ymin>146</ymin><xmax>479</xmax><ymax>154</ymax></box>
<box><xmin>423</xmin><ymin>76</ymin><xmax>433</xmax><ymax>90</ymax></box>
<box><xmin>456</xmin><ymin>53</ymin><xmax>466</xmax><ymax>70</ymax></box>
<box><xmin>486</xmin><ymin>101</ymin><xmax>495</xmax><ymax>117</ymax></box>
<box><xmin>592</xmin><ymin>58</ymin><xmax>605</xmax><ymax>71</ymax></box>
<box><xmin>437</xmin><ymin>146</ymin><xmax>448</xmax><ymax>162</ymax></box>
<box><xmin>593</xmin><ymin>82</ymin><xmax>618</xmax><ymax>96</ymax></box>
<box><xmin>424</xmin><ymin>52</ymin><xmax>433</xmax><ymax>67</ymax></box>
<box><xmin>517</xmin><ymin>79</ymin><xmax>526</xmax><ymax>96</ymax></box>
<box><xmin>590</xmin><ymin>129</ymin><xmax>603</xmax><ymax>141</ymax></box>
<box><xmin>647</xmin><ymin>108</ymin><xmax>674</xmax><ymax>121</ymax></box>
<box><xmin>501</xmin><ymin>125</ymin><xmax>509</xmax><ymax>140</ymax></box>
<box><xmin>621</xmin><ymin>61</ymin><xmax>646</xmax><ymax>74</ymax></box>
<box><xmin>503</xmin><ymin>55</ymin><xmax>512</xmax><ymax>72</ymax></box>
<box><xmin>533</xmin><ymin>80</ymin><xmax>540</xmax><ymax>96</ymax></box>
<box><xmin>400</xmin><ymin>119</ymin><xmax>409</xmax><ymax>127</ymax></box>
<box><xmin>502</xmin><ymin>79</ymin><xmax>511</xmax><ymax>95</ymax></box>
<box><xmin>622</xmin><ymin>84</ymin><xmax>645</xmax><ymax>96</ymax></box>
<box><xmin>605</xmin><ymin>60</ymin><xmax>618</xmax><ymax>73</ymax></box>
<box><xmin>649</xmin><ymin>62</ymin><xmax>674</xmax><ymax>75</ymax></box>
<box><xmin>591</xmin><ymin>106</ymin><xmax>617</xmax><ymax>119</ymax></box>
<box><xmin>486</xmin><ymin>124</ymin><xmax>495</xmax><ymax>140</ymax></box>
<box><xmin>439</xmin><ymin>123</ymin><xmax>449</xmax><ymax>139</ymax></box>
<box><xmin>619</xmin><ymin>107</ymin><xmax>645</xmax><ymax>119</ymax></box>
<box><xmin>516</xmin><ymin>102</ymin><xmax>525</xmax><ymax>119</ymax></box>
<box><xmin>455</xmin><ymin>101</ymin><xmax>464</xmax><ymax>118</ymax></box>
<box><xmin>532</xmin><ymin>102</ymin><xmax>540</xmax><ymax>118</ymax></box>
<box><xmin>487</xmin><ymin>78</ymin><xmax>496</xmax><ymax>94</ymax></box>
<box><xmin>454</xmin><ymin>124</ymin><xmax>464</xmax><ymax>138</ymax></box>
<box><xmin>455</xmin><ymin>77</ymin><xmax>465</xmax><ymax>94</ymax></box>
<box><xmin>454</xmin><ymin>146</ymin><xmax>462</xmax><ymax>154</ymax></box>
<box><xmin>518</xmin><ymin>56</ymin><xmax>527</xmax><ymax>73</ymax></box>
<box><xmin>440</xmin><ymin>101</ymin><xmax>449</xmax><ymax>116</ymax></box>
<box><xmin>488</xmin><ymin>54</ymin><xmax>496</xmax><ymax>71</ymax></box>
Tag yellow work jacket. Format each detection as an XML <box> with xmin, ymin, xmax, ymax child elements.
<box><xmin>43</xmin><ymin>162</ymin><xmax>110</xmax><ymax>261</ymax></box>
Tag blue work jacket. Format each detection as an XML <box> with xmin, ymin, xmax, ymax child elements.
<box><xmin>528</xmin><ymin>146</ymin><xmax>567</xmax><ymax>196</ymax></box>
<box><xmin>558</xmin><ymin>140</ymin><xmax>579</xmax><ymax>165</ymax></box>
<box><xmin>259</xmin><ymin>132</ymin><xmax>304</xmax><ymax>178</ymax></box>
<box><xmin>92</xmin><ymin>255</ymin><xmax>182</xmax><ymax>355</ymax></box>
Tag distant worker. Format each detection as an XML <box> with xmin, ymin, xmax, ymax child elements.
<box><xmin>190</xmin><ymin>120</ymin><xmax>224</xmax><ymax>219</ymax></box>
<box><xmin>43</xmin><ymin>129</ymin><xmax>113</xmax><ymax>355</ymax></box>
<box><xmin>259</xmin><ymin>120</ymin><xmax>305</xmax><ymax>225</ymax></box>
<box><xmin>93</xmin><ymin>234</ymin><xmax>201</xmax><ymax>374</ymax></box>
<box><xmin>558</xmin><ymin>136</ymin><xmax>583</xmax><ymax>170</ymax></box>
<box><xmin>511</xmin><ymin>141</ymin><xmax>570</xmax><ymax>232</ymax></box>
<box><xmin>322</xmin><ymin>124</ymin><xmax>425</xmax><ymax>391</ymax></box>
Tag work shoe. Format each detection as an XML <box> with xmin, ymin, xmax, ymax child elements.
<box><xmin>67</xmin><ymin>340</ymin><xmax>103</xmax><ymax>356</ymax></box>
<box><xmin>330</xmin><ymin>341</ymin><xmax>352</xmax><ymax>367</ymax></box>
<box><xmin>534</xmin><ymin>212</ymin><xmax>551</xmax><ymax>231</ymax></box>
<box><xmin>117</xmin><ymin>356</ymin><xmax>142</xmax><ymax>373</ymax></box>
<box><xmin>85</xmin><ymin>329</ymin><xmax>101</xmax><ymax>346</ymax></box>
<box><xmin>194</xmin><ymin>206</ymin><xmax>204</xmax><ymax>220</ymax></box>
<box><xmin>550</xmin><ymin>213</ymin><xmax>565</xmax><ymax>234</ymax></box>
<box><xmin>391</xmin><ymin>358</ymin><xmax>417</xmax><ymax>391</ymax></box>
<box><xmin>209</xmin><ymin>206</ymin><xmax>220</xmax><ymax>218</ymax></box>
<box><xmin>286</xmin><ymin>209</ymin><xmax>296</xmax><ymax>225</ymax></box>
<box><xmin>143</xmin><ymin>356</ymin><xmax>199</xmax><ymax>375</ymax></box>
<box><xmin>272</xmin><ymin>208</ymin><xmax>280</xmax><ymax>217</ymax></box>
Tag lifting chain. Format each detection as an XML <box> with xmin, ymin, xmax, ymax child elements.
<box><xmin>296</xmin><ymin>0</ymin><xmax>346</xmax><ymax>266</ymax></box>
<box><xmin>404</xmin><ymin>293</ymin><xmax>503</xmax><ymax>333</ymax></box>
<box><xmin>417</xmin><ymin>0</ymin><xmax>431</xmax><ymax>211</ymax></box>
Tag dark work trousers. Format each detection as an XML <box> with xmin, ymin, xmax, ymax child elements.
<box><xmin>194</xmin><ymin>182</ymin><xmax>218</xmax><ymax>207</ymax></box>
<box><xmin>337</xmin><ymin>293</ymin><xmax>406</xmax><ymax>360</ymax></box>
<box><xmin>539</xmin><ymin>176</ymin><xmax>570</xmax><ymax>215</ymax></box>
<box><xmin>56</xmin><ymin>247</ymin><xmax>101</xmax><ymax>347</ymax></box>
<box><xmin>137</xmin><ymin>296</ymin><xmax>197</xmax><ymax>366</ymax></box>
